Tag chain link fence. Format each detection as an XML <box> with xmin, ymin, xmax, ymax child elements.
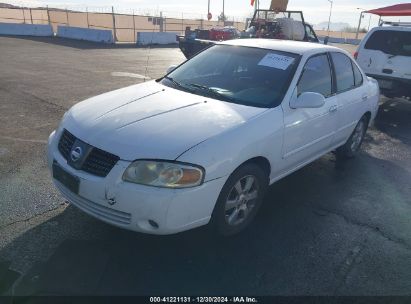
<box><xmin>0</xmin><ymin>6</ymin><xmax>247</xmax><ymax>43</ymax></box>
<box><xmin>0</xmin><ymin>6</ymin><xmax>367</xmax><ymax>43</ymax></box>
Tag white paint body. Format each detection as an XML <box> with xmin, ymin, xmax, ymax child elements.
<box><xmin>48</xmin><ymin>40</ymin><xmax>380</xmax><ymax>234</ymax></box>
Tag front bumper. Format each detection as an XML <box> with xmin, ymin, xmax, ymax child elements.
<box><xmin>47</xmin><ymin>129</ymin><xmax>226</xmax><ymax>235</ymax></box>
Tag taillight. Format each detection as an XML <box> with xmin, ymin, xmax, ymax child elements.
<box><xmin>354</xmin><ymin>51</ymin><xmax>359</xmax><ymax>59</ymax></box>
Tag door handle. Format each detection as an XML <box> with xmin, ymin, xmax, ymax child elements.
<box><xmin>329</xmin><ymin>105</ymin><xmax>338</xmax><ymax>113</ymax></box>
<box><xmin>362</xmin><ymin>95</ymin><xmax>368</xmax><ymax>101</ymax></box>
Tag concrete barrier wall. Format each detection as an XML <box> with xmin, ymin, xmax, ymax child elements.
<box><xmin>316</xmin><ymin>30</ymin><xmax>366</xmax><ymax>40</ymax></box>
<box><xmin>346</xmin><ymin>38</ymin><xmax>361</xmax><ymax>45</ymax></box>
<box><xmin>318</xmin><ymin>36</ymin><xmax>361</xmax><ymax>45</ymax></box>
<box><xmin>0</xmin><ymin>23</ymin><xmax>53</xmax><ymax>36</ymax></box>
<box><xmin>57</xmin><ymin>25</ymin><xmax>114</xmax><ymax>43</ymax></box>
<box><xmin>137</xmin><ymin>32</ymin><xmax>178</xmax><ymax>45</ymax></box>
<box><xmin>1</xmin><ymin>7</ymin><xmax>243</xmax><ymax>42</ymax></box>
<box><xmin>328</xmin><ymin>37</ymin><xmax>345</xmax><ymax>44</ymax></box>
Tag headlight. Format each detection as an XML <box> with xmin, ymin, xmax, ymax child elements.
<box><xmin>122</xmin><ymin>160</ymin><xmax>204</xmax><ymax>188</ymax></box>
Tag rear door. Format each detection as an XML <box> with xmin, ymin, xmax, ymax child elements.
<box><xmin>330</xmin><ymin>52</ymin><xmax>367</xmax><ymax>145</ymax></box>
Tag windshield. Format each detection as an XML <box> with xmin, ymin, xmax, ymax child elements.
<box><xmin>161</xmin><ymin>45</ymin><xmax>300</xmax><ymax>108</ymax></box>
<box><xmin>365</xmin><ymin>30</ymin><xmax>411</xmax><ymax>57</ymax></box>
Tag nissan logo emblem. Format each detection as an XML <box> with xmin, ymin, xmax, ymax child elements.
<box><xmin>70</xmin><ymin>146</ymin><xmax>83</xmax><ymax>162</ymax></box>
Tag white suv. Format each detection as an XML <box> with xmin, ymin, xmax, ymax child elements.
<box><xmin>355</xmin><ymin>23</ymin><xmax>411</xmax><ymax>99</ymax></box>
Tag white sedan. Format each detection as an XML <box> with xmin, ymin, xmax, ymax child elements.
<box><xmin>47</xmin><ymin>39</ymin><xmax>379</xmax><ymax>236</ymax></box>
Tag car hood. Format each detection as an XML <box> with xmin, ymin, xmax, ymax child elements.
<box><xmin>63</xmin><ymin>81</ymin><xmax>267</xmax><ymax>160</ymax></box>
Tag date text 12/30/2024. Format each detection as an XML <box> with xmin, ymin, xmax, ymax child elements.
<box><xmin>150</xmin><ymin>297</ymin><xmax>258</xmax><ymax>303</ymax></box>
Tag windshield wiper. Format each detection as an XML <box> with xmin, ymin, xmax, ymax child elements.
<box><xmin>187</xmin><ymin>83</ymin><xmax>236</xmax><ymax>102</ymax></box>
<box><xmin>165</xmin><ymin>79</ymin><xmax>237</xmax><ymax>103</ymax></box>
<box><xmin>164</xmin><ymin>76</ymin><xmax>199</xmax><ymax>94</ymax></box>
<box><xmin>164</xmin><ymin>76</ymin><xmax>184</xmax><ymax>88</ymax></box>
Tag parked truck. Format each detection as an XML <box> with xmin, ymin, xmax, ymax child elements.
<box><xmin>177</xmin><ymin>9</ymin><xmax>319</xmax><ymax>59</ymax></box>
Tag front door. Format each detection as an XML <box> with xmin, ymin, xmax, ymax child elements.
<box><xmin>281</xmin><ymin>53</ymin><xmax>338</xmax><ymax>172</ymax></box>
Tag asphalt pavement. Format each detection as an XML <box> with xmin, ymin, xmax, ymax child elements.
<box><xmin>0</xmin><ymin>36</ymin><xmax>410</xmax><ymax>297</ymax></box>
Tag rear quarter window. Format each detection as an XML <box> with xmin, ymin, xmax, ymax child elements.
<box><xmin>330</xmin><ymin>52</ymin><xmax>355</xmax><ymax>93</ymax></box>
<box><xmin>352</xmin><ymin>62</ymin><xmax>363</xmax><ymax>87</ymax></box>
<box><xmin>364</xmin><ymin>30</ymin><xmax>411</xmax><ymax>57</ymax></box>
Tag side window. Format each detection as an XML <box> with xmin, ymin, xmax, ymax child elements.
<box><xmin>352</xmin><ymin>61</ymin><xmax>363</xmax><ymax>87</ymax></box>
<box><xmin>297</xmin><ymin>54</ymin><xmax>332</xmax><ymax>97</ymax></box>
<box><xmin>364</xmin><ymin>30</ymin><xmax>411</xmax><ymax>56</ymax></box>
<box><xmin>331</xmin><ymin>52</ymin><xmax>355</xmax><ymax>92</ymax></box>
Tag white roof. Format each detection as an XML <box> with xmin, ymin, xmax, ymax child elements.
<box><xmin>220</xmin><ymin>39</ymin><xmax>341</xmax><ymax>55</ymax></box>
<box><xmin>373</xmin><ymin>25</ymin><xmax>411</xmax><ymax>32</ymax></box>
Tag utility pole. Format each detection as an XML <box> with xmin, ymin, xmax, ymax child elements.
<box><xmin>326</xmin><ymin>0</ymin><xmax>333</xmax><ymax>37</ymax></box>
<box><xmin>86</xmin><ymin>7</ymin><xmax>89</xmax><ymax>28</ymax></box>
<box><xmin>132</xmin><ymin>9</ymin><xmax>136</xmax><ymax>42</ymax></box>
<box><xmin>356</xmin><ymin>8</ymin><xmax>366</xmax><ymax>39</ymax></box>
<box><xmin>46</xmin><ymin>5</ymin><xmax>51</xmax><ymax>26</ymax></box>
<box><xmin>222</xmin><ymin>0</ymin><xmax>225</xmax><ymax>26</ymax></box>
<box><xmin>159</xmin><ymin>11</ymin><xmax>163</xmax><ymax>32</ymax></box>
<box><xmin>22</xmin><ymin>7</ymin><xmax>26</xmax><ymax>24</ymax></box>
<box><xmin>66</xmin><ymin>8</ymin><xmax>69</xmax><ymax>26</ymax></box>
<box><xmin>111</xmin><ymin>6</ymin><xmax>117</xmax><ymax>42</ymax></box>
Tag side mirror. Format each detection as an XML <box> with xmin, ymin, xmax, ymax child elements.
<box><xmin>323</xmin><ymin>36</ymin><xmax>329</xmax><ymax>45</ymax></box>
<box><xmin>290</xmin><ymin>92</ymin><xmax>326</xmax><ymax>109</ymax></box>
<box><xmin>166</xmin><ymin>65</ymin><xmax>177</xmax><ymax>74</ymax></box>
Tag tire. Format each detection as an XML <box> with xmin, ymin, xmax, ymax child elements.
<box><xmin>336</xmin><ymin>115</ymin><xmax>369</xmax><ymax>159</ymax></box>
<box><xmin>211</xmin><ymin>163</ymin><xmax>268</xmax><ymax>236</ymax></box>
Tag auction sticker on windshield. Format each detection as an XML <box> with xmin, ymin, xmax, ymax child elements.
<box><xmin>258</xmin><ymin>53</ymin><xmax>295</xmax><ymax>70</ymax></box>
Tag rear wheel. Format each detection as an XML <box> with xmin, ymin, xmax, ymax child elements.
<box><xmin>337</xmin><ymin>115</ymin><xmax>369</xmax><ymax>158</ymax></box>
<box><xmin>212</xmin><ymin>163</ymin><xmax>268</xmax><ymax>236</ymax></box>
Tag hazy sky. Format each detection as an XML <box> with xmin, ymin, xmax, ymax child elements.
<box><xmin>8</xmin><ymin>0</ymin><xmax>411</xmax><ymax>27</ymax></box>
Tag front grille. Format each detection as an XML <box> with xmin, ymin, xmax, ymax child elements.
<box><xmin>58</xmin><ymin>129</ymin><xmax>75</xmax><ymax>160</ymax></box>
<box><xmin>58</xmin><ymin>129</ymin><xmax>119</xmax><ymax>177</ymax></box>
<box><xmin>82</xmin><ymin>148</ymin><xmax>120</xmax><ymax>177</ymax></box>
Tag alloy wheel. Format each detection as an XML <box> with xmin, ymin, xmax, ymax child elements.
<box><xmin>351</xmin><ymin>120</ymin><xmax>365</xmax><ymax>152</ymax></box>
<box><xmin>224</xmin><ymin>175</ymin><xmax>259</xmax><ymax>226</ymax></box>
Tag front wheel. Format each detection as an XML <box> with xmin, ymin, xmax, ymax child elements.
<box><xmin>336</xmin><ymin>116</ymin><xmax>369</xmax><ymax>158</ymax></box>
<box><xmin>211</xmin><ymin>163</ymin><xmax>268</xmax><ymax>236</ymax></box>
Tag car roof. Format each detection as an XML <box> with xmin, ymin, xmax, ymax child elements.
<box><xmin>219</xmin><ymin>39</ymin><xmax>341</xmax><ymax>55</ymax></box>
<box><xmin>371</xmin><ymin>26</ymin><xmax>411</xmax><ymax>32</ymax></box>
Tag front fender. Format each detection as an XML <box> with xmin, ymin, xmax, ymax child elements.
<box><xmin>176</xmin><ymin>108</ymin><xmax>284</xmax><ymax>183</ymax></box>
